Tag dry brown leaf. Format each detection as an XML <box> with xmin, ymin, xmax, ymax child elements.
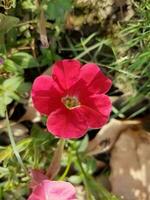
<box><xmin>0</xmin><ymin>119</ymin><xmax>6</xmax><ymax>130</ymax></box>
<box><xmin>86</xmin><ymin>119</ymin><xmax>140</xmax><ymax>155</ymax></box>
<box><xmin>36</xmin><ymin>0</ymin><xmax>49</xmax><ymax>48</ymax></box>
<box><xmin>10</xmin><ymin>123</ymin><xmax>28</xmax><ymax>140</ymax></box>
<box><xmin>38</xmin><ymin>9</ymin><xmax>49</xmax><ymax>48</ymax></box>
<box><xmin>19</xmin><ymin>98</ymin><xmax>41</xmax><ymax>123</ymax></box>
<box><xmin>87</xmin><ymin>119</ymin><xmax>150</xmax><ymax>199</ymax></box>
<box><xmin>109</xmin><ymin>126</ymin><xmax>150</xmax><ymax>200</ymax></box>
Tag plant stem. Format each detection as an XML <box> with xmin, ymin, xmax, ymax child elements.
<box><xmin>59</xmin><ymin>154</ymin><xmax>72</xmax><ymax>181</ymax></box>
<box><xmin>46</xmin><ymin>138</ymin><xmax>65</xmax><ymax>179</ymax></box>
<box><xmin>5</xmin><ymin>110</ymin><xmax>28</xmax><ymax>176</ymax></box>
<box><xmin>76</xmin><ymin>152</ymin><xmax>93</xmax><ymax>200</ymax></box>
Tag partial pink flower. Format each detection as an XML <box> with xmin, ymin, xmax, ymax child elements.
<box><xmin>29</xmin><ymin>169</ymin><xmax>48</xmax><ymax>190</ymax></box>
<box><xmin>32</xmin><ymin>59</ymin><xmax>112</xmax><ymax>138</ymax></box>
<box><xmin>28</xmin><ymin>180</ymin><xmax>77</xmax><ymax>200</ymax></box>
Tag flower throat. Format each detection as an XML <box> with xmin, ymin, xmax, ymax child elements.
<box><xmin>62</xmin><ymin>96</ymin><xmax>80</xmax><ymax>109</ymax></box>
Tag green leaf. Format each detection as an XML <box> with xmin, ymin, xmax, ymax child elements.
<box><xmin>46</xmin><ymin>0</ymin><xmax>72</xmax><ymax>23</ymax></box>
<box><xmin>68</xmin><ymin>175</ymin><xmax>82</xmax><ymax>184</ymax></box>
<box><xmin>0</xmin><ymin>76</ymin><xmax>23</xmax><ymax>116</ymax></box>
<box><xmin>0</xmin><ymin>14</ymin><xmax>19</xmax><ymax>35</ymax></box>
<box><xmin>0</xmin><ymin>146</ymin><xmax>12</xmax><ymax>162</ymax></box>
<box><xmin>78</xmin><ymin>135</ymin><xmax>89</xmax><ymax>153</ymax></box>
<box><xmin>11</xmin><ymin>52</ymin><xmax>39</xmax><ymax>68</ymax></box>
<box><xmin>0</xmin><ymin>138</ymin><xmax>32</xmax><ymax>162</ymax></box>
<box><xmin>21</xmin><ymin>0</ymin><xmax>37</xmax><ymax>11</ymax></box>
<box><xmin>84</xmin><ymin>157</ymin><xmax>97</xmax><ymax>174</ymax></box>
<box><xmin>39</xmin><ymin>48</ymin><xmax>53</xmax><ymax>66</ymax></box>
<box><xmin>17</xmin><ymin>82</ymin><xmax>31</xmax><ymax>94</ymax></box>
<box><xmin>0</xmin><ymin>98</ymin><xmax>6</xmax><ymax>117</ymax></box>
<box><xmin>3</xmin><ymin>76</ymin><xmax>23</xmax><ymax>92</ymax></box>
<box><xmin>0</xmin><ymin>167</ymin><xmax>9</xmax><ymax>178</ymax></box>
<box><xmin>3</xmin><ymin>59</ymin><xmax>19</xmax><ymax>73</ymax></box>
<box><xmin>31</xmin><ymin>124</ymin><xmax>54</xmax><ymax>144</ymax></box>
<box><xmin>3</xmin><ymin>95</ymin><xmax>13</xmax><ymax>106</ymax></box>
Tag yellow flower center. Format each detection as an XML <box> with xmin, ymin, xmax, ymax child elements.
<box><xmin>62</xmin><ymin>96</ymin><xmax>80</xmax><ymax>109</ymax></box>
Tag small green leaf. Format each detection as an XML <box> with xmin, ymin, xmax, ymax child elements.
<box><xmin>85</xmin><ymin>157</ymin><xmax>97</xmax><ymax>174</ymax></box>
<box><xmin>11</xmin><ymin>52</ymin><xmax>39</xmax><ymax>68</ymax></box>
<box><xmin>0</xmin><ymin>76</ymin><xmax>23</xmax><ymax>117</ymax></box>
<box><xmin>0</xmin><ymin>14</ymin><xmax>19</xmax><ymax>35</ymax></box>
<box><xmin>46</xmin><ymin>0</ymin><xmax>72</xmax><ymax>23</ymax></box>
<box><xmin>0</xmin><ymin>98</ymin><xmax>6</xmax><ymax>117</ymax></box>
<box><xmin>78</xmin><ymin>135</ymin><xmax>89</xmax><ymax>153</ymax></box>
<box><xmin>3</xmin><ymin>76</ymin><xmax>23</xmax><ymax>92</ymax></box>
<box><xmin>3</xmin><ymin>95</ymin><xmax>13</xmax><ymax>106</ymax></box>
<box><xmin>68</xmin><ymin>175</ymin><xmax>82</xmax><ymax>184</ymax></box>
<box><xmin>0</xmin><ymin>167</ymin><xmax>9</xmax><ymax>178</ymax></box>
<box><xmin>21</xmin><ymin>0</ymin><xmax>37</xmax><ymax>11</ymax></box>
<box><xmin>31</xmin><ymin>124</ymin><xmax>54</xmax><ymax>144</ymax></box>
<box><xmin>17</xmin><ymin>82</ymin><xmax>31</xmax><ymax>94</ymax></box>
<box><xmin>3</xmin><ymin>59</ymin><xmax>19</xmax><ymax>73</ymax></box>
<box><xmin>0</xmin><ymin>146</ymin><xmax>12</xmax><ymax>162</ymax></box>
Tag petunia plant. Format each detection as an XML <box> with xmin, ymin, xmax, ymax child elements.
<box><xmin>29</xmin><ymin>59</ymin><xmax>112</xmax><ymax>199</ymax></box>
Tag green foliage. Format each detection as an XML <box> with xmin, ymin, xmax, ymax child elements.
<box><xmin>0</xmin><ymin>138</ymin><xmax>32</xmax><ymax>162</ymax></box>
<box><xmin>0</xmin><ymin>14</ymin><xmax>19</xmax><ymax>35</ymax></box>
<box><xmin>45</xmin><ymin>0</ymin><xmax>72</xmax><ymax>24</ymax></box>
<box><xmin>11</xmin><ymin>52</ymin><xmax>39</xmax><ymax>69</ymax></box>
<box><xmin>0</xmin><ymin>14</ymin><xmax>19</xmax><ymax>53</ymax></box>
<box><xmin>1</xmin><ymin>52</ymin><xmax>39</xmax><ymax>75</ymax></box>
<box><xmin>21</xmin><ymin>0</ymin><xmax>37</xmax><ymax>11</ymax></box>
<box><xmin>0</xmin><ymin>124</ymin><xmax>57</xmax><ymax>198</ymax></box>
<box><xmin>0</xmin><ymin>76</ymin><xmax>23</xmax><ymax>117</ymax></box>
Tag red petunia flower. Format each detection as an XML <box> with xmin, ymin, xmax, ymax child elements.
<box><xmin>28</xmin><ymin>180</ymin><xmax>77</xmax><ymax>200</ymax></box>
<box><xmin>31</xmin><ymin>59</ymin><xmax>112</xmax><ymax>139</ymax></box>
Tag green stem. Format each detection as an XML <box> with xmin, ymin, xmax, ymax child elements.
<box><xmin>59</xmin><ymin>154</ymin><xmax>72</xmax><ymax>181</ymax></box>
<box><xmin>76</xmin><ymin>152</ymin><xmax>93</xmax><ymax>200</ymax></box>
<box><xmin>15</xmin><ymin>20</ymin><xmax>37</xmax><ymax>27</ymax></box>
<box><xmin>75</xmin><ymin>42</ymin><xmax>103</xmax><ymax>60</ymax></box>
<box><xmin>5</xmin><ymin>110</ymin><xmax>28</xmax><ymax>176</ymax></box>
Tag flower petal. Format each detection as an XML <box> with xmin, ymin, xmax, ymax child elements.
<box><xmin>47</xmin><ymin>106</ymin><xmax>88</xmax><ymax>139</ymax></box>
<box><xmin>28</xmin><ymin>180</ymin><xmax>77</xmax><ymax>200</ymax></box>
<box><xmin>28</xmin><ymin>183</ymin><xmax>45</xmax><ymax>200</ymax></box>
<box><xmin>80</xmin><ymin>63</ymin><xmax>112</xmax><ymax>94</ymax></box>
<box><xmin>32</xmin><ymin>75</ymin><xmax>62</xmax><ymax>115</ymax></box>
<box><xmin>80</xmin><ymin>94</ymin><xmax>112</xmax><ymax>128</ymax></box>
<box><xmin>60</xmin><ymin>80</ymin><xmax>111</xmax><ymax>129</ymax></box>
<box><xmin>29</xmin><ymin>169</ymin><xmax>47</xmax><ymax>190</ymax></box>
<box><xmin>52</xmin><ymin>59</ymin><xmax>81</xmax><ymax>90</ymax></box>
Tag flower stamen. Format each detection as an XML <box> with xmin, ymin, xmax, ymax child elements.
<box><xmin>62</xmin><ymin>96</ymin><xmax>80</xmax><ymax>109</ymax></box>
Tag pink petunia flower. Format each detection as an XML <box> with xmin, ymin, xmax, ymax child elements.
<box><xmin>32</xmin><ymin>59</ymin><xmax>112</xmax><ymax>138</ymax></box>
<box><xmin>28</xmin><ymin>180</ymin><xmax>77</xmax><ymax>200</ymax></box>
<box><xmin>29</xmin><ymin>169</ymin><xmax>48</xmax><ymax>190</ymax></box>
